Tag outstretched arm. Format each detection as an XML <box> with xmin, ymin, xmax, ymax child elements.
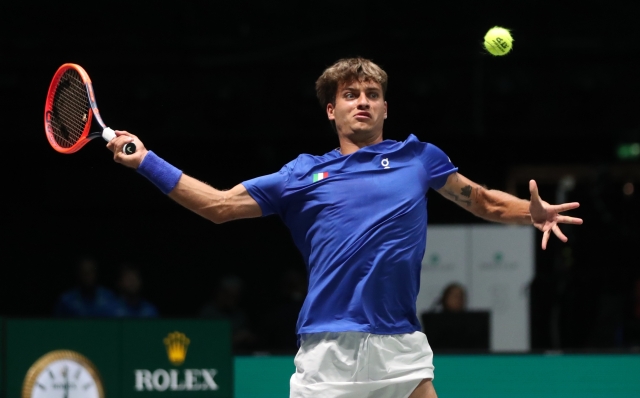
<box><xmin>107</xmin><ymin>131</ymin><xmax>261</xmax><ymax>224</ymax></box>
<box><xmin>437</xmin><ymin>172</ymin><xmax>583</xmax><ymax>249</ymax></box>
<box><xmin>168</xmin><ymin>176</ymin><xmax>262</xmax><ymax>223</ymax></box>
<box><xmin>437</xmin><ymin>173</ymin><xmax>531</xmax><ymax>224</ymax></box>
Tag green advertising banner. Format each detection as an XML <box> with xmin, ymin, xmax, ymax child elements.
<box><xmin>4</xmin><ymin>319</ymin><xmax>232</xmax><ymax>398</ymax></box>
<box><xmin>121</xmin><ymin>320</ymin><xmax>232</xmax><ymax>397</ymax></box>
<box><xmin>5</xmin><ymin>319</ymin><xmax>120</xmax><ymax>398</ymax></box>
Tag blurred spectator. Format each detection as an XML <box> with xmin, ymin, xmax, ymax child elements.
<box><xmin>200</xmin><ymin>275</ymin><xmax>256</xmax><ymax>352</ymax></box>
<box><xmin>422</xmin><ymin>282</ymin><xmax>489</xmax><ymax>350</ymax></box>
<box><xmin>53</xmin><ymin>257</ymin><xmax>121</xmax><ymax>318</ymax></box>
<box><xmin>262</xmin><ymin>268</ymin><xmax>308</xmax><ymax>352</ymax></box>
<box><xmin>433</xmin><ymin>282</ymin><xmax>467</xmax><ymax>313</ymax></box>
<box><xmin>115</xmin><ymin>263</ymin><xmax>159</xmax><ymax>318</ymax></box>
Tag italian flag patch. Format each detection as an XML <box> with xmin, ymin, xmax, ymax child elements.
<box><xmin>313</xmin><ymin>172</ymin><xmax>329</xmax><ymax>182</ymax></box>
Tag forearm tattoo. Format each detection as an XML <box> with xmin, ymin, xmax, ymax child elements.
<box><xmin>443</xmin><ymin>185</ymin><xmax>473</xmax><ymax>207</ymax></box>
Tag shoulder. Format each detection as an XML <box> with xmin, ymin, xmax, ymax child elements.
<box><xmin>382</xmin><ymin>134</ymin><xmax>429</xmax><ymax>155</ymax></box>
<box><xmin>243</xmin><ymin>151</ymin><xmax>335</xmax><ymax>186</ymax></box>
<box><xmin>402</xmin><ymin>134</ymin><xmax>437</xmax><ymax>150</ymax></box>
<box><xmin>279</xmin><ymin>150</ymin><xmax>340</xmax><ymax>178</ymax></box>
<box><xmin>371</xmin><ymin>134</ymin><xmax>438</xmax><ymax>163</ymax></box>
<box><xmin>290</xmin><ymin>149</ymin><xmax>340</xmax><ymax>168</ymax></box>
<box><xmin>401</xmin><ymin>135</ymin><xmax>450</xmax><ymax>160</ymax></box>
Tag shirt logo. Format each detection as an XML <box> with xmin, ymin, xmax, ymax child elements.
<box><xmin>313</xmin><ymin>172</ymin><xmax>329</xmax><ymax>182</ymax></box>
<box><xmin>381</xmin><ymin>158</ymin><xmax>390</xmax><ymax>169</ymax></box>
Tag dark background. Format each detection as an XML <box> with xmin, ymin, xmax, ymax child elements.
<box><xmin>1</xmin><ymin>1</ymin><xmax>639</xmax><ymax>351</ymax></box>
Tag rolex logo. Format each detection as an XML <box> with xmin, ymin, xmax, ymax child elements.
<box><xmin>163</xmin><ymin>332</ymin><xmax>190</xmax><ymax>366</ymax></box>
<box><xmin>136</xmin><ymin>332</ymin><xmax>218</xmax><ymax>391</ymax></box>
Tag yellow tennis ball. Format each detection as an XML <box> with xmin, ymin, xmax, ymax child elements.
<box><xmin>484</xmin><ymin>26</ymin><xmax>513</xmax><ymax>56</ymax></box>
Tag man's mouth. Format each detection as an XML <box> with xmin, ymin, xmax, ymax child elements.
<box><xmin>355</xmin><ymin>112</ymin><xmax>371</xmax><ymax>119</ymax></box>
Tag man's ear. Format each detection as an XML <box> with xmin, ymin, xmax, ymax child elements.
<box><xmin>327</xmin><ymin>102</ymin><xmax>335</xmax><ymax>120</ymax></box>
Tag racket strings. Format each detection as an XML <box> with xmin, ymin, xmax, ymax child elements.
<box><xmin>49</xmin><ymin>70</ymin><xmax>90</xmax><ymax>148</ymax></box>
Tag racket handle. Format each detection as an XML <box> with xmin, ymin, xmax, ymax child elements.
<box><xmin>102</xmin><ymin>127</ymin><xmax>116</xmax><ymax>141</ymax></box>
<box><xmin>102</xmin><ymin>127</ymin><xmax>137</xmax><ymax>155</ymax></box>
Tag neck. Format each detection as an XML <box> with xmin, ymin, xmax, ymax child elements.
<box><xmin>337</xmin><ymin>130</ymin><xmax>384</xmax><ymax>155</ymax></box>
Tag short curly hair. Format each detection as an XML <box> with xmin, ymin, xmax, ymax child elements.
<box><xmin>315</xmin><ymin>57</ymin><xmax>388</xmax><ymax>109</ymax></box>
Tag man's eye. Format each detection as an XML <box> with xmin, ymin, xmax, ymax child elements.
<box><xmin>369</xmin><ymin>92</ymin><xmax>379</xmax><ymax>98</ymax></box>
<box><xmin>345</xmin><ymin>93</ymin><xmax>355</xmax><ymax>99</ymax></box>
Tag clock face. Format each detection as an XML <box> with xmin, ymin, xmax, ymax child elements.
<box><xmin>23</xmin><ymin>351</ymin><xmax>104</xmax><ymax>398</ymax></box>
<box><xmin>30</xmin><ymin>359</ymin><xmax>100</xmax><ymax>398</ymax></box>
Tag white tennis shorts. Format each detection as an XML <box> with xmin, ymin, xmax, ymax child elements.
<box><xmin>290</xmin><ymin>331</ymin><xmax>434</xmax><ymax>398</ymax></box>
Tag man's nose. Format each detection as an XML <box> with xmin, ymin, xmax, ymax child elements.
<box><xmin>356</xmin><ymin>93</ymin><xmax>370</xmax><ymax>109</ymax></box>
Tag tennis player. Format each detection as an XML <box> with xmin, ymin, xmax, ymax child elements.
<box><xmin>107</xmin><ymin>57</ymin><xmax>582</xmax><ymax>398</ymax></box>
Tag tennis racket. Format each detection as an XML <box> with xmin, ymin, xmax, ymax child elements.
<box><xmin>44</xmin><ymin>63</ymin><xmax>136</xmax><ymax>155</ymax></box>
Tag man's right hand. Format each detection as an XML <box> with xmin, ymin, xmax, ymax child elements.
<box><xmin>106</xmin><ymin>130</ymin><xmax>149</xmax><ymax>169</ymax></box>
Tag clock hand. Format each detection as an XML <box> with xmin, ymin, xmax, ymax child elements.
<box><xmin>62</xmin><ymin>369</ymin><xmax>69</xmax><ymax>398</ymax></box>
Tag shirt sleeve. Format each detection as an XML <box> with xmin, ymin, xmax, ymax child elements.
<box><xmin>241</xmin><ymin>160</ymin><xmax>295</xmax><ymax>217</ymax></box>
<box><xmin>420</xmin><ymin>143</ymin><xmax>458</xmax><ymax>190</ymax></box>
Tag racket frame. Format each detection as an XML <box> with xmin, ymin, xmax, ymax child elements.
<box><xmin>45</xmin><ymin>63</ymin><xmax>115</xmax><ymax>154</ymax></box>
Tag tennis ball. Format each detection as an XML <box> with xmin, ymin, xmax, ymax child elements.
<box><xmin>484</xmin><ymin>26</ymin><xmax>513</xmax><ymax>56</ymax></box>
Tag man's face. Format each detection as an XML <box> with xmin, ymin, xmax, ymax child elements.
<box><xmin>327</xmin><ymin>80</ymin><xmax>387</xmax><ymax>137</ymax></box>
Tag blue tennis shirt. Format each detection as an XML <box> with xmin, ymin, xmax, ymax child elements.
<box><xmin>242</xmin><ymin>134</ymin><xmax>457</xmax><ymax>336</ymax></box>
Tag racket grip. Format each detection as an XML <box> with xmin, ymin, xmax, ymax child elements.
<box><xmin>103</xmin><ymin>127</ymin><xmax>137</xmax><ymax>155</ymax></box>
<box><xmin>102</xmin><ymin>127</ymin><xmax>116</xmax><ymax>141</ymax></box>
